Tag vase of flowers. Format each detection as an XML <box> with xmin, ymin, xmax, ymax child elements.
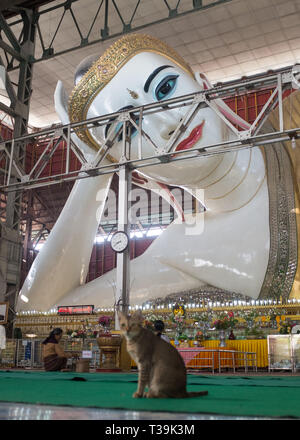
<box><xmin>212</xmin><ymin>311</ymin><xmax>238</xmax><ymax>347</ymax></box>
<box><xmin>218</xmin><ymin>329</ymin><xmax>226</xmax><ymax>347</ymax></box>
<box><xmin>97</xmin><ymin>315</ymin><xmax>112</xmax><ymax>335</ymax></box>
<box><xmin>192</xmin><ymin>309</ymin><xmax>214</xmax><ymax>340</ymax></box>
<box><xmin>67</xmin><ymin>329</ymin><xmax>86</xmax><ymax>340</ymax></box>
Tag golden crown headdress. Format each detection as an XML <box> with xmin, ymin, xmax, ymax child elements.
<box><xmin>68</xmin><ymin>33</ymin><xmax>193</xmax><ymax>152</ymax></box>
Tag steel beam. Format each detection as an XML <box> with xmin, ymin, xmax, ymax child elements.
<box><xmin>0</xmin><ymin>102</ymin><xmax>17</xmax><ymax>118</ymax></box>
<box><xmin>1</xmin><ymin>7</ymin><xmax>37</xmax><ymax>336</ymax></box>
<box><xmin>0</xmin><ymin>11</ymin><xmax>22</xmax><ymax>53</ymax></box>
<box><xmin>5</xmin><ymin>0</ymin><xmax>234</xmax><ymax>68</ymax></box>
<box><xmin>0</xmin><ymin>64</ymin><xmax>299</xmax><ymax>193</ymax></box>
<box><xmin>0</xmin><ymin>1</ymin><xmax>34</xmax><ymax>12</ymax></box>
<box><xmin>0</xmin><ymin>38</ymin><xmax>24</xmax><ymax>63</ymax></box>
<box><xmin>0</xmin><ymin>55</ymin><xmax>17</xmax><ymax>106</ymax></box>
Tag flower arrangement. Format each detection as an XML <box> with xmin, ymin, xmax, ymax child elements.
<box><xmin>173</xmin><ymin>313</ymin><xmax>185</xmax><ymax>324</ymax></box>
<box><xmin>99</xmin><ymin>315</ymin><xmax>112</xmax><ymax>327</ymax></box>
<box><xmin>212</xmin><ymin>311</ymin><xmax>238</xmax><ymax>330</ymax></box>
<box><xmin>66</xmin><ymin>329</ymin><xmax>87</xmax><ymax>339</ymax></box>
<box><xmin>98</xmin><ymin>315</ymin><xmax>112</xmax><ymax>335</ymax></box>
<box><xmin>190</xmin><ymin>309</ymin><xmax>214</xmax><ymax>339</ymax></box>
<box><xmin>147</xmin><ymin>313</ymin><xmax>164</xmax><ymax>323</ymax></box>
<box><xmin>192</xmin><ymin>311</ymin><xmax>212</xmax><ymax>323</ymax></box>
<box><xmin>278</xmin><ymin>321</ymin><xmax>295</xmax><ymax>334</ymax></box>
<box><xmin>238</xmin><ymin>309</ymin><xmax>259</xmax><ymax>322</ymax></box>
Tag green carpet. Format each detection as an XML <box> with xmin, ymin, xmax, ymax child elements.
<box><xmin>0</xmin><ymin>371</ymin><xmax>300</xmax><ymax>418</ymax></box>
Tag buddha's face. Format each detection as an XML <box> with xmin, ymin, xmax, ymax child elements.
<box><xmin>86</xmin><ymin>52</ymin><xmax>229</xmax><ymax>186</ymax></box>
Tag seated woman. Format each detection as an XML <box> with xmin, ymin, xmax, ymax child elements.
<box><xmin>42</xmin><ymin>328</ymin><xmax>78</xmax><ymax>371</ymax></box>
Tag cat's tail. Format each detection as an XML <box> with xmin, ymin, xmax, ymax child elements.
<box><xmin>186</xmin><ymin>391</ymin><xmax>208</xmax><ymax>397</ymax></box>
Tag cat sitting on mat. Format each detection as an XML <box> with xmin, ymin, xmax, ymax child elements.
<box><xmin>118</xmin><ymin>310</ymin><xmax>208</xmax><ymax>399</ymax></box>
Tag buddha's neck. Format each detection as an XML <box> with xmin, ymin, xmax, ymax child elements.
<box><xmin>184</xmin><ymin>140</ymin><xmax>266</xmax><ymax>213</ymax></box>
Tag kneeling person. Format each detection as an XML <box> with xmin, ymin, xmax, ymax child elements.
<box><xmin>42</xmin><ymin>328</ymin><xmax>77</xmax><ymax>371</ymax></box>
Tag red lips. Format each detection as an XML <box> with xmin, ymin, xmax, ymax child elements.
<box><xmin>175</xmin><ymin>120</ymin><xmax>205</xmax><ymax>152</ymax></box>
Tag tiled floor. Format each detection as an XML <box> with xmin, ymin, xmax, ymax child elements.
<box><xmin>0</xmin><ymin>402</ymin><xmax>272</xmax><ymax>420</ymax></box>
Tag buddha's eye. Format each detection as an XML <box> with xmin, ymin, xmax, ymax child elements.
<box><xmin>155</xmin><ymin>74</ymin><xmax>179</xmax><ymax>101</ymax></box>
<box><xmin>104</xmin><ymin>105</ymin><xmax>142</xmax><ymax>142</ymax></box>
<box><xmin>115</xmin><ymin>121</ymin><xmax>138</xmax><ymax>142</ymax></box>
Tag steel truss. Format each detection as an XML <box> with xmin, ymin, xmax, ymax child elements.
<box><xmin>2</xmin><ymin>0</ymin><xmax>233</xmax><ymax>69</ymax></box>
<box><xmin>1</xmin><ymin>63</ymin><xmax>300</xmax><ymax>192</ymax></box>
<box><xmin>0</xmin><ymin>7</ymin><xmax>36</xmax><ymax>334</ymax></box>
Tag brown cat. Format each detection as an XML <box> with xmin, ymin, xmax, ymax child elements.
<box><xmin>118</xmin><ymin>310</ymin><xmax>208</xmax><ymax>398</ymax></box>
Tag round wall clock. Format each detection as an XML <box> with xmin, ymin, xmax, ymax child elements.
<box><xmin>110</xmin><ymin>231</ymin><xmax>129</xmax><ymax>253</ymax></box>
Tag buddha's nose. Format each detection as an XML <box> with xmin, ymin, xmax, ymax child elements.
<box><xmin>159</xmin><ymin>117</ymin><xmax>184</xmax><ymax>140</ymax></box>
<box><xmin>160</xmin><ymin>124</ymin><xmax>178</xmax><ymax>140</ymax></box>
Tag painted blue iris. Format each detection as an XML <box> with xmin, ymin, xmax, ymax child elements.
<box><xmin>155</xmin><ymin>74</ymin><xmax>179</xmax><ymax>101</ymax></box>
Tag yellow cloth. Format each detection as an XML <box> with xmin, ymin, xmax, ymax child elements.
<box><xmin>201</xmin><ymin>340</ymin><xmax>268</xmax><ymax>368</ymax></box>
<box><xmin>131</xmin><ymin>339</ymin><xmax>268</xmax><ymax>368</ymax></box>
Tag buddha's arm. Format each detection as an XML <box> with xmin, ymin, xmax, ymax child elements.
<box><xmin>17</xmin><ymin>81</ymin><xmax>113</xmax><ymax>311</ymax></box>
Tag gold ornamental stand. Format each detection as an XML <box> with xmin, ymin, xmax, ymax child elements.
<box><xmin>96</xmin><ymin>334</ymin><xmax>122</xmax><ymax>372</ymax></box>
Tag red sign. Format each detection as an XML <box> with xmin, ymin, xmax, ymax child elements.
<box><xmin>57</xmin><ymin>305</ymin><xmax>94</xmax><ymax>315</ymax></box>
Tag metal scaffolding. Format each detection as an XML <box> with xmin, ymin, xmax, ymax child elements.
<box><xmin>1</xmin><ymin>63</ymin><xmax>300</xmax><ymax>192</ymax></box>
<box><xmin>2</xmin><ymin>0</ymin><xmax>234</xmax><ymax>69</ymax></box>
<box><xmin>0</xmin><ymin>6</ymin><xmax>37</xmax><ymax>335</ymax></box>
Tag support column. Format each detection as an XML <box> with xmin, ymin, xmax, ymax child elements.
<box><xmin>115</xmin><ymin>119</ymin><xmax>131</xmax><ymax>329</ymax></box>
<box><xmin>1</xmin><ymin>8</ymin><xmax>37</xmax><ymax>336</ymax></box>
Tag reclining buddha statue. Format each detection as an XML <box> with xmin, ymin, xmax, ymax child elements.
<box><xmin>17</xmin><ymin>34</ymin><xmax>299</xmax><ymax>312</ymax></box>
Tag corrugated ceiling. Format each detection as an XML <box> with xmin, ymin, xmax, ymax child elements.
<box><xmin>1</xmin><ymin>0</ymin><xmax>300</xmax><ymax>128</ymax></box>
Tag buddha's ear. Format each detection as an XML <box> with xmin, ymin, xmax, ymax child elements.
<box><xmin>54</xmin><ymin>80</ymin><xmax>70</xmax><ymax>125</ymax></box>
<box><xmin>54</xmin><ymin>80</ymin><xmax>98</xmax><ymax>161</ymax></box>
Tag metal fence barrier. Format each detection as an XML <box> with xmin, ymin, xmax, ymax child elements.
<box><xmin>0</xmin><ymin>338</ymin><xmax>100</xmax><ymax>370</ymax></box>
<box><xmin>177</xmin><ymin>348</ymin><xmax>257</xmax><ymax>373</ymax></box>
<box><xmin>1</xmin><ymin>340</ymin><xmax>258</xmax><ymax>373</ymax></box>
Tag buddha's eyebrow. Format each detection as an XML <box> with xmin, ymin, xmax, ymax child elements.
<box><xmin>144</xmin><ymin>65</ymin><xmax>173</xmax><ymax>93</ymax></box>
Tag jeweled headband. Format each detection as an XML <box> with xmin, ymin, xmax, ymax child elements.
<box><xmin>68</xmin><ymin>33</ymin><xmax>194</xmax><ymax>151</ymax></box>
